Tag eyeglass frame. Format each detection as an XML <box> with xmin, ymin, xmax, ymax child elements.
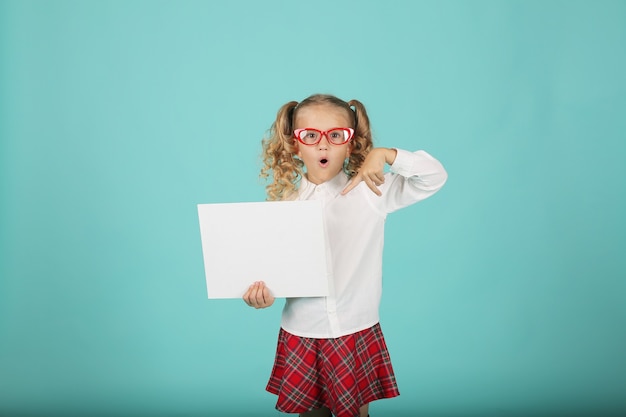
<box><xmin>293</xmin><ymin>127</ymin><xmax>355</xmax><ymax>146</ymax></box>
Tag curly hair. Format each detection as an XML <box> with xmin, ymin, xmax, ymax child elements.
<box><xmin>260</xmin><ymin>94</ymin><xmax>374</xmax><ymax>201</ymax></box>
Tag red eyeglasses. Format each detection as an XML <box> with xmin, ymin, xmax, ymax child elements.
<box><xmin>293</xmin><ymin>128</ymin><xmax>355</xmax><ymax>146</ymax></box>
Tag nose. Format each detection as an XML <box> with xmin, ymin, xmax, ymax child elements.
<box><xmin>317</xmin><ymin>133</ymin><xmax>330</xmax><ymax>149</ymax></box>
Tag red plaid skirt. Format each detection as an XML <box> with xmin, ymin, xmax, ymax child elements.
<box><xmin>266</xmin><ymin>323</ymin><xmax>400</xmax><ymax>417</ymax></box>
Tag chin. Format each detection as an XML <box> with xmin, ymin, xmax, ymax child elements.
<box><xmin>308</xmin><ymin>169</ymin><xmax>339</xmax><ymax>185</ymax></box>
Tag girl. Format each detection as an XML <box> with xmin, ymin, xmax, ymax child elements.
<box><xmin>243</xmin><ymin>94</ymin><xmax>447</xmax><ymax>417</ymax></box>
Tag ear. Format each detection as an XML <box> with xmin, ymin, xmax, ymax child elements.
<box><xmin>294</xmin><ymin>140</ymin><xmax>302</xmax><ymax>158</ymax></box>
<box><xmin>345</xmin><ymin>141</ymin><xmax>352</xmax><ymax>159</ymax></box>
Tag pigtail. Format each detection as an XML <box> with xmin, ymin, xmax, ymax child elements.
<box><xmin>260</xmin><ymin>101</ymin><xmax>304</xmax><ymax>201</ymax></box>
<box><xmin>346</xmin><ymin>99</ymin><xmax>374</xmax><ymax>176</ymax></box>
<box><xmin>274</xmin><ymin>100</ymin><xmax>298</xmax><ymax>138</ymax></box>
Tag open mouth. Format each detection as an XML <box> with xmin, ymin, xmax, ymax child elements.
<box><xmin>319</xmin><ymin>158</ymin><xmax>329</xmax><ymax>167</ymax></box>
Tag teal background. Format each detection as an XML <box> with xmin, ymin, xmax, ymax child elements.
<box><xmin>1</xmin><ymin>1</ymin><xmax>625</xmax><ymax>416</ymax></box>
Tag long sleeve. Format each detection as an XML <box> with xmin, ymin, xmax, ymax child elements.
<box><xmin>368</xmin><ymin>149</ymin><xmax>447</xmax><ymax>214</ymax></box>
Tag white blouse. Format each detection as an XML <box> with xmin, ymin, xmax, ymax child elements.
<box><xmin>281</xmin><ymin>149</ymin><xmax>448</xmax><ymax>338</ymax></box>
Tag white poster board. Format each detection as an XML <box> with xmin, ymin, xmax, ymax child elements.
<box><xmin>197</xmin><ymin>200</ymin><xmax>329</xmax><ymax>299</ymax></box>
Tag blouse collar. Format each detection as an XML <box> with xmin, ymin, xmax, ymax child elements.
<box><xmin>299</xmin><ymin>171</ymin><xmax>351</xmax><ymax>199</ymax></box>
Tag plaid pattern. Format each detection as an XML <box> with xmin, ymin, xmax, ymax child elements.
<box><xmin>266</xmin><ymin>323</ymin><xmax>400</xmax><ymax>417</ymax></box>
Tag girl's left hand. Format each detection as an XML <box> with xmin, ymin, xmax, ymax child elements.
<box><xmin>342</xmin><ymin>148</ymin><xmax>397</xmax><ymax>196</ymax></box>
<box><xmin>243</xmin><ymin>281</ymin><xmax>275</xmax><ymax>309</ymax></box>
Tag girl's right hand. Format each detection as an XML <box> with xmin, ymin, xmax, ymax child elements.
<box><xmin>243</xmin><ymin>281</ymin><xmax>275</xmax><ymax>309</ymax></box>
<box><xmin>342</xmin><ymin>147</ymin><xmax>397</xmax><ymax>196</ymax></box>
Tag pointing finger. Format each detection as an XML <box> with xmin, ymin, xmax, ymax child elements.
<box><xmin>365</xmin><ymin>177</ymin><xmax>382</xmax><ymax>196</ymax></box>
<box><xmin>341</xmin><ymin>175</ymin><xmax>360</xmax><ymax>195</ymax></box>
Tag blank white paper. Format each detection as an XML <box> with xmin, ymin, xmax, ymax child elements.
<box><xmin>197</xmin><ymin>200</ymin><xmax>329</xmax><ymax>299</ymax></box>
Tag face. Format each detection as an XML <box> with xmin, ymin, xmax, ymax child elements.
<box><xmin>293</xmin><ymin>104</ymin><xmax>352</xmax><ymax>185</ymax></box>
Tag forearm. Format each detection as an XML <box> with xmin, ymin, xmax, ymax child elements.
<box><xmin>390</xmin><ymin>149</ymin><xmax>448</xmax><ymax>190</ymax></box>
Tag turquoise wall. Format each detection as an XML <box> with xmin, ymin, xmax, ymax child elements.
<box><xmin>1</xmin><ymin>1</ymin><xmax>625</xmax><ymax>416</ymax></box>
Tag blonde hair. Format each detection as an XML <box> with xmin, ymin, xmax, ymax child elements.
<box><xmin>260</xmin><ymin>94</ymin><xmax>374</xmax><ymax>201</ymax></box>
